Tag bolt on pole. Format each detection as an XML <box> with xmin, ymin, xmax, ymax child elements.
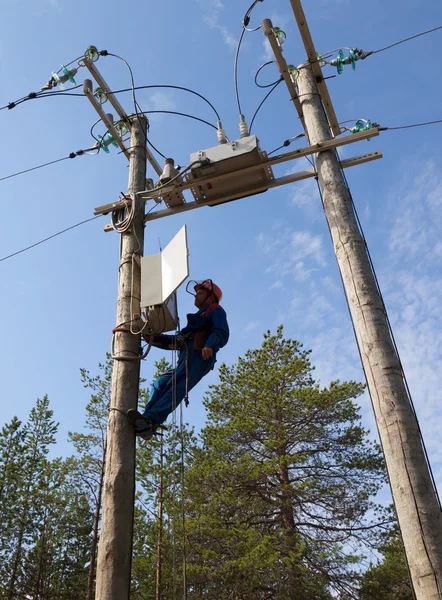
<box><xmin>95</xmin><ymin>116</ymin><xmax>148</xmax><ymax>600</ymax></box>
<box><xmin>297</xmin><ymin>64</ymin><xmax>442</xmax><ymax>600</ymax></box>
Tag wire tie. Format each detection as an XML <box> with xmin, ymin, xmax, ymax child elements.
<box><xmin>7</xmin><ymin>102</ymin><xmax>16</xmax><ymax>110</ymax></box>
<box><xmin>69</xmin><ymin>152</ymin><xmax>76</xmax><ymax>159</ymax></box>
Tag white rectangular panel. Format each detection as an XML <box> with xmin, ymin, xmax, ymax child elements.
<box><xmin>140</xmin><ymin>253</ymin><xmax>163</xmax><ymax>308</ymax></box>
<box><xmin>161</xmin><ymin>225</ymin><xmax>189</xmax><ymax>302</ymax></box>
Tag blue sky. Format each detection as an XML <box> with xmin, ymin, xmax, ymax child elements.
<box><xmin>0</xmin><ymin>0</ymin><xmax>441</xmax><ymax>499</ymax></box>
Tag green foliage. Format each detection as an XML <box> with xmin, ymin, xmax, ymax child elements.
<box><xmin>359</xmin><ymin>526</ymin><xmax>413</xmax><ymax>600</ymax></box>
<box><xmin>132</xmin><ymin>357</ymin><xmax>198</xmax><ymax>599</ymax></box>
<box><xmin>185</xmin><ymin>327</ymin><xmax>388</xmax><ymax>599</ymax></box>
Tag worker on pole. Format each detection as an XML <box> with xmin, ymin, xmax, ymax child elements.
<box><xmin>128</xmin><ymin>279</ymin><xmax>229</xmax><ymax>438</ymax></box>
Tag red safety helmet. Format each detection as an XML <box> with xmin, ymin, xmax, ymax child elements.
<box><xmin>194</xmin><ymin>280</ymin><xmax>223</xmax><ymax>303</ymax></box>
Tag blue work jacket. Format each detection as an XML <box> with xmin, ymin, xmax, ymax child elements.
<box><xmin>151</xmin><ymin>303</ymin><xmax>229</xmax><ymax>354</ymax></box>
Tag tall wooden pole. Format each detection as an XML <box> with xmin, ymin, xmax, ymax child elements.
<box><xmin>95</xmin><ymin>116</ymin><xmax>147</xmax><ymax>600</ymax></box>
<box><xmin>298</xmin><ymin>65</ymin><xmax>442</xmax><ymax>600</ymax></box>
<box><xmin>296</xmin><ymin>64</ymin><xmax>442</xmax><ymax>600</ymax></box>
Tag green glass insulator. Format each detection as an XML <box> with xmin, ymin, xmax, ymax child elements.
<box><xmin>94</xmin><ymin>87</ymin><xmax>108</xmax><ymax>104</ymax></box>
<box><xmin>349</xmin><ymin>48</ymin><xmax>356</xmax><ymax>71</ymax></box>
<box><xmin>85</xmin><ymin>45</ymin><xmax>99</xmax><ymax>62</ymax></box>
<box><xmin>115</xmin><ymin>120</ymin><xmax>129</xmax><ymax>136</ymax></box>
<box><xmin>287</xmin><ymin>65</ymin><xmax>299</xmax><ymax>81</ymax></box>
<box><xmin>104</xmin><ymin>132</ymin><xmax>118</xmax><ymax>148</ymax></box>
<box><xmin>273</xmin><ymin>27</ymin><xmax>287</xmax><ymax>45</ymax></box>
<box><xmin>336</xmin><ymin>50</ymin><xmax>345</xmax><ymax>75</ymax></box>
<box><xmin>351</xmin><ymin>119</ymin><xmax>373</xmax><ymax>134</ymax></box>
<box><xmin>61</xmin><ymin>66</ymin><xmax>76</xmax><ymax>84</ymax></box>
<box><xmin>51</xmin><ymin>72</ymin><xmax>64</xmax><ymax>90</ymax></box>
<box><xmin>97</xmin><ymin>135</ymin><xmax>110</xmax><ymax>154</ymax></box>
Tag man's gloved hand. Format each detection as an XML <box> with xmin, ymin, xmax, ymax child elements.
<box><xmin>202</xmin><ymin>347</ymin><xmax>213</xmax><ymax>360</ymax></box>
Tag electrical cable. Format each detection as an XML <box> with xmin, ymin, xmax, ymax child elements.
<box><xmin>234</xmin><ymin>28</ymin><xmax>246</xmax><ymax>116</ymax></box>
<box><xmin>0</xmin><ymin>84</ymin><xmax>85</xmax><ymax>111</ymax></box>
<box><xmin>111</xmin><ymin>193</ymin><xmax>137</xmax><ymax>234</ymax></box>
<box><xmin>139</xmin><ymin>110</ymin><xmax>217</xmax><ymax>131</ymax></box>
<box><xmin>380</xmin><ymin>119</ymin><xmax>442</xmax><ymax>131</ymax></box>
<box><xmin>233</xmin><ymin>0</ymin><xmax>265</xmax><ymax>115</ymax></box>
<box><xmin>107</xmin><ymin>52</ymin><xmax>151</xmax><ymax>159</ymax></box>
<box><xmin>249</xmin><ymin>79</ymin><xmax>282</xmax><ymax>133</ymax></box>
<box><xmin>371</xmin><ymin>25</ymin><xmax>442</xmax><ymax>55</ymax></box>
<box><xmin>146</xmin><ymin>138</ymin><xmax>167</xmax><ymax>160</ymax></box>
<box><xmin>0</xmin><ymin>215</ymin><xmax>102</xmax><ymax>263</ymax></box>
<box><xmin>0</xmin><ymin>146</ymin><xmax>99</xmax><ymax>183</ymax></box>
<box><xmin>90</xmin><ymin>118</ymin><xmax>102</xmax><ymax>145</ymax></box>
<box><xmin>110</xmin><ymin>84</ymin><xmax>221</xmax><ymax>122</ymax></box>
<box><xmin>254</xmin><ymin>61</ymin><xmax>281</xmax><ymax>88</ymax></box>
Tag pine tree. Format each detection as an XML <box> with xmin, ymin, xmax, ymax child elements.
<box><xmin>0</xmin><ymin>417</ymin><xmax>26</xmax><ymax>593</ymax></box>
<box><xmin>131</xmin><ymin>357</ymin><xmax>197</xmax><ymax>599</ymax></box>
<box><xmin>69</xmin><ymin>356</ymin><xmax>112</xmax><ymax>600</ymax></box>
<box><xmin>185</xmin><ymin>327</ymin><xmax>389</xmax><ymax>599</ymax></box>
<box><xmin>6</xmin><ymin>396</ymin><xmax>58</xmax><ymax>599</ymax></box>
<box><xmin>359</xmin><ymin>525</ymin><xmax>413</xmax><ymax>600</ymax></box>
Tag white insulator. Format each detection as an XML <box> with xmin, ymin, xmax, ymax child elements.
<box><xmin>217</xmin><ymin>121</ymin><xmax>227</xmax><ymax>144</ymax></box>
<box><xmin>239</xmin><ymin>114</ymin><xmax>249</xmax><ymax>138</ymax></box>
<box><xmin>160</xmin><ymin>158</ymin><xmax>178</xmax><ymax>184</ymax></box>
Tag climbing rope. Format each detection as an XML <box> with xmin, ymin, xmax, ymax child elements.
<box><xmin>169</xmin><ymin>329</ymin><xmax>188</xmax><ymax>599</ymax></box>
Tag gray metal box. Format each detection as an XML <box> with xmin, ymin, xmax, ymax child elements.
<box><xmin>188</xmin><ymin>135</ymin><xmax>274</xmax><ymax>205</ymax></box>
<box><xmin>141</xmin><ymin>293</ymin><xmax>178</xmax><ymax>334</ymax></box>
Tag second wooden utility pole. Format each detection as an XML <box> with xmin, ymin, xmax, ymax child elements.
<box><xmin>297</xmin><ymin>65</ymin><xmax>442</xmax><ymax>600</ymax></box>
<box><xmin>95</xmin><ymin>116</ymin><xmax>148</xmax><ymax>600</ymax></box>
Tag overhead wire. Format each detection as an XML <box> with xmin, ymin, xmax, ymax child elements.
<box><xmin>110</xmin><ymin>84</ymin><xmax>221</xmax><ymax>122</ymax></box>
<box><xmin>254</xmin><ymin>61</ymin><xmax>281</xmax><ymax>88</ymax></box>
<box><xmin>380</xmin><ymin>119</ymin><xmax>442</xmax><ymax>131</ymax></box>
<box><xmin>371</xmin><ymin>25</ymin><xmax>442</xmax><ymax>55</ymax></box>
<box><xmin>249</xmin><ymin>79</ymin><xmax>282</xmax><ymax>133</ymax></box>
<box><xmin>139</xmin><ymin>110</ymin><xmax>217</xmax><ymax>131</ymax></box>
<box><xmin>107</xmin><ymin>52</ymin><xmax>150</xmax><ymax>145</ymax></box>
<box><xmin>0</xmin><ymin>215</ymin><xmax>102</xmax><ymax>263</ymax></box>
<box><xmin>234</xmin><ymin>28</ymin><xmax>247</xmax><ymax>116</ymax></box>
<box><xmin>234</xmin><ymin>0</ymin><xmax>265</xmax><ymax>116</ymax></box>
<box><xmin>0</xmin><ymin>146</ymin><xmax>99</xmax><ymax>183</ymax></box>
<box><xmin>0</xmin><ymin>84</ymin><xmax>85</xmax><ymax>111</ymax></box>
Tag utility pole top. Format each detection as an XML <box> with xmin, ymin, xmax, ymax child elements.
<box><xmin>289</xmin><ymin>0</ymin><xmax>341</xmax><ymax>137</ymax></box>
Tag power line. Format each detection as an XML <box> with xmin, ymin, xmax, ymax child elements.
<box><xmin>0</xmin><ymin>85</ymin><xmax>85</xmax><ymax>111</ymax></box>
<box><xmin>254</xmin><ymin>61</ymin><xmax>281</xmax><ymax>88</ymax></box>
<box><xmin>249</xmin><ymin>79</ymin><xmax>282</xmax><ymax>133</ymax></box>
<box><xmin>372</xmin><ymin>25</ymin><xmax>442</xmax><ymax>55</ymax></box>
<box><xmin>0</xmin><ymin>147</ymin><xmax>99</xmax><ymax>183</ymax></box>
<box><xmin>139</xmin><ymin>110</ymin><xmax>217</xmax><ymax>131</ymax></box>
<box><xmin>234</xmin><ymin>0</ymin><xmax>265</xmax><ymax>116</ymax></box>
<box><xmin>110</xmin><ymin>85</ymin><xmax>221</xmax><ymax>122</ymax></box>
<box><xmin>380</xmin><ymin>119</ymin><xmax>442</xmax><ymax>131</ymax></box>
<box><xmin>0</xmin><ymin>215</ymin><xmax>102</xmax><ymax>263</ymax></box>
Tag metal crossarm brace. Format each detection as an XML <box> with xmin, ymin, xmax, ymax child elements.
<box><xmin>137</xmin><ymin>127</ymin><xmax>379</xmax><ymax>202</ymax></box>
<box><xmin>142</xmin><ymin>149</ymin><xmax>382</xmax><ymax>222</ymax></box>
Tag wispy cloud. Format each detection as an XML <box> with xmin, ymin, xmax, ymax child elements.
<box><xmin>145</xmin><ymin>91</ymin><xmax>176</xmax><ymax>123</ymax></box>
<box><xmin>244</xmin><ymin>320</ymin><xmax>260</xmax><ymax>333</ymax></box>
<box><xmin>196</xmin><ymin>0</ymin><xmax>237</xmax><ymax>49</ymax></box>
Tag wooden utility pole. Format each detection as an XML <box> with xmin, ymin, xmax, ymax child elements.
<box><xmin>297</xmin><ymin>64</ymin><xmax>442</xmax><ymax>600</ymax></box>
<box><xmin>95</xmin><ymin>116</ymin><xmax>147</xmax><ymax>600</ymax></box>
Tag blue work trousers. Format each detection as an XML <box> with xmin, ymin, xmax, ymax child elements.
<box><xmin>143</xmin><ymin>345</ymin><xmax>215</xmax><ymax>425</ymax></box>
